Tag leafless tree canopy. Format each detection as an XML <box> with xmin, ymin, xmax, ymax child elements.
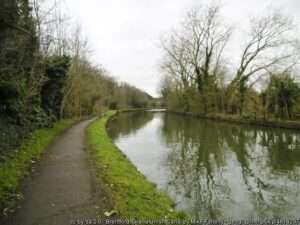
<box><xmin>160</xmin><ymin>3</ymin><xmax>300</xmax><ymax>118</ymax></box>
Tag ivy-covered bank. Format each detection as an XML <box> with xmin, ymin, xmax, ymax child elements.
<box><xmin>87</xmin><ymin>111</ymin><xmax>186</xmax><ymax>219</ymax></box>
<box><xmin>0</xmin><ymin>119</ymin><xmax>75</xmax><ymax>214</ymax></box>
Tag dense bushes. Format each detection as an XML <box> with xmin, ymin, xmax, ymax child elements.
<box><xmin>0</xmin><ymin>0</ymin><xmax>44</xmax><ymax>154</ymax></box>
<box><xmin>42</xmin><ymin>56</ymin><xmax>70</xmax><ymax>120</ymax></box>
<box><xmin>263</xmin><ymin>74</ymin><xmax>300</xmax><ymax>119</ymax></box>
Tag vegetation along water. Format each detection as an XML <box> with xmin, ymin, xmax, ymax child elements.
<box><xmin>1</xmin><ymin>0</ymin><xmax>300</xmax><ymax>223</ymax></box>
<box><xmin>108</xmin><ymin>111</ymin><xmax>300</xmax><ymax>220</ymax></box>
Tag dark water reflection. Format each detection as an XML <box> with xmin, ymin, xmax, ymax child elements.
<box><xmin>107</xmin><ymin>112</ymin><xmax>300</xmax><ymax>219</ymax></box>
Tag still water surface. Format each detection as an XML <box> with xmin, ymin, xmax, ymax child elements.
<box><xmin>107</xmin><ymin>112</ymin><xmax>300</xmax><ymax>219</ymax></box>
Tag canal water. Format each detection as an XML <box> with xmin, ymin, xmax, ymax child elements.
<box><xmin>107</xmin><ymin>111</ymin><xmax>300</xmax><ymax>219</ymax></box>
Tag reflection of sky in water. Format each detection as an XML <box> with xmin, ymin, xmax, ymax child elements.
<box><xmin>109</xmin><ymin>112</ymin><xmax>300</xmax><ymax>219</ymax></box>
<box><xmin>114</xmin><ymin>114</ymin><xmax>172</xmax><ymax>188</ymax></box>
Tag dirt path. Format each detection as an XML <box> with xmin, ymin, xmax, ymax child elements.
<box><xmin>2</xmin><ymin>119</ymin><xmax>109</xmax><ymax>225</ymax></box>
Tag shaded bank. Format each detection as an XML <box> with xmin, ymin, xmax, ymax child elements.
<box><xmin>87</xmin><ymin>111</ymin><xmax>186</xmax><ymax>219</ymax></box>
<box><xmin>168</xmin><ymin>111</ymin><xmax>300</xmax><ymax>130</ymax></box>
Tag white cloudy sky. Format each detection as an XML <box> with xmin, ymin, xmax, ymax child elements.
<box><xmin>64</xmin><ymin>0</ymin><xmax>300</xmax><ymax>97</ymax></box>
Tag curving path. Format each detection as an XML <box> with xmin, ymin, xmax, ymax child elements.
<box><xmin>2</xmin><ymin>119</ymin><xmax>110</xmax><ymax>225</ymax></box>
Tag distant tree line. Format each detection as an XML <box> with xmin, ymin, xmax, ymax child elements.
<box><xmin>160</xmin><ymin>4</ymin><xmax>300</xmax><ymax>121</ymax></box>
<box><xmin>0</xmin><ymin>0</ymin><xmax>152</xmax><ymax>155</ymax></box>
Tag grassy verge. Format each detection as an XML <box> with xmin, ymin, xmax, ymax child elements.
<box><xmin>0</xmin><ymin>119</ymin><xmax>75</xmax><ymax>214</ymax></box>
<box><xmin>87</xmin><ymin>111</ymin><xmax>187</xmax><ymax>219</ymax></box>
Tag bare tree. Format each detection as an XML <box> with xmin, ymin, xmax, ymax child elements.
<box><xmin>59</xmin><ymin>25</ymin><xmax>91</xmax><ymax>118</ymax></box>
<box><xmin>185</xmin><ymin>5</ymin><xmax>231</xmax><ymax>88</ymax></box>
<box><xmin>31</xmin><ymin>0</ymin><xmax>70</xmax><ymax>56</ymax></box>
<box><xmin>229</xmin><ymin>12</ymin><xmax>299</xmax><ymax>115</ymax></box>
<box><xmin>161</xmin><ymin>4</ymin><xmax>232</xmax><ymax>113</ymax></box>
<box><xmin>161</xmin><ymin>33</ymin><xmax>192</xmax><ymax>90</ymax></box>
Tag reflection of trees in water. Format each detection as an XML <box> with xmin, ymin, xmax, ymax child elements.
<box><xmin>248</xmin><ymin>130</ymin><xmax>300</xmax><ymax>217</ymax></box>
<box><xmin>161</xmin><ymin>114</ymin><xmax>300</xmax><ymax>219</ymax></box>
<box><xmin>258</xmin><ymin>130</ymin><xmax>300</xmax><ymax>171</ymax></box>
<box><xmin>107</xmin><ymin>112</ymin><xmax>154</xmax><ymax>140</ymax></box>
<box><xmin>224</xmin><ymin>127</ymin><xmax>272</xmax><ymax>217</ymax></box>
<box><xmin>162</xmin><ymin>114</ymin><xmax>228</xmax><ymax>218</ymax></box>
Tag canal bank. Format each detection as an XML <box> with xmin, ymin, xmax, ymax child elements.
<box><xmin>107</xmin><ymin>111</ymin><xmax>300</xmax><ymax>219</ymax></box>
<box><xmin>168</xmin><ymin>111</ymin><xmax>300</xmax><ymax>130</ymax></box>
<box><xmin>86</xmin><ymin>111</ymin><xmax>187</xmax><ymax>219</ymax></box>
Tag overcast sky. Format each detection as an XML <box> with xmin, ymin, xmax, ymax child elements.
<box><xmin>64</xmin><ymin>0</ymin><xmax>300</xmax><ymax>97</ymax></box>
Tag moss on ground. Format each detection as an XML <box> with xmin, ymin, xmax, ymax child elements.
<box><xmin>0</xmin><ymin>119</ymin><xmax>75</xmax><ymax>213</ymax></box>
<box><xmin>87</xmin><ymin>111</ymin><xmax>187</xmax><ymax>220</ymax></box>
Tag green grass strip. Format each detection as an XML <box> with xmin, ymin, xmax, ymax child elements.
<box><xmin>0</xmin><ymin>119</ymin><xmax>75</xmax><ymax>212</ymax></box>
<box><xmin>87</xmin><ymin>111</ymin><xmax>187</xmax><ymax>219</ymax></box>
